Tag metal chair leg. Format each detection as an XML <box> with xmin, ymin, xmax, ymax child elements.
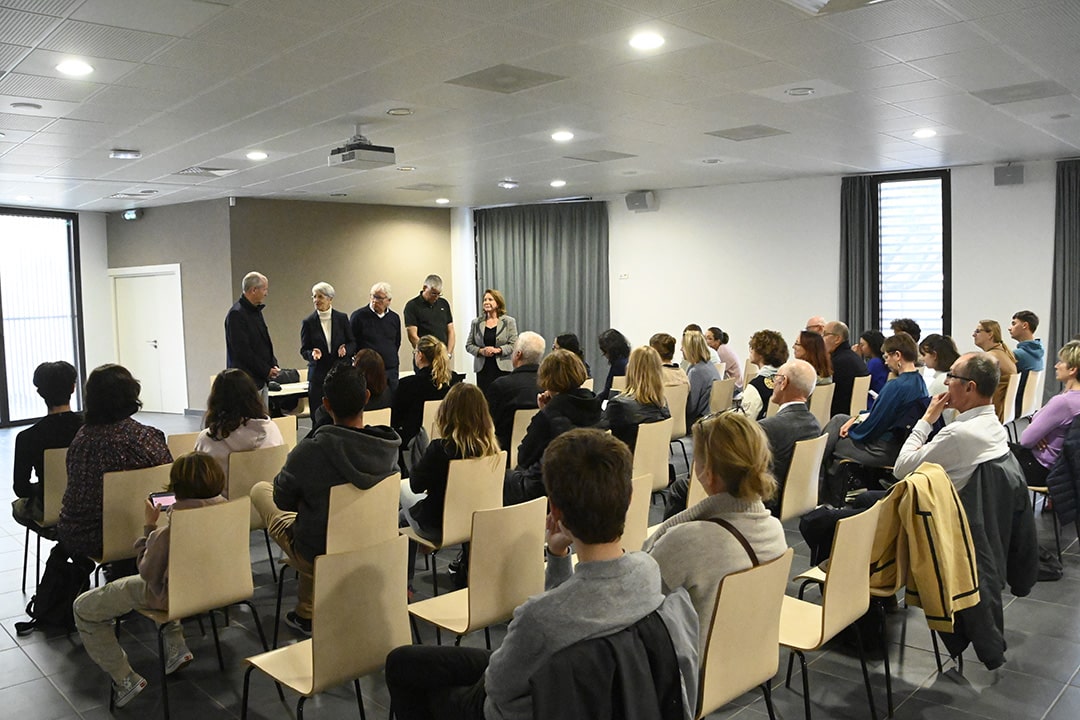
<box><xmin>209</xmin><ymin>610</ymin><xmax>225</xmax><ymax>671</ymax></box>
<box><xmin>853</xmin><ymin>622</ymin><xmax>879</xmax><ymax>720</ymax></box>
<box><xmin>484</xmin><ymin>627</ymin><xmax>491</xmax><ymax>650</ymax></box>
<box><xmin>263</xmin><ymin>529</ymin><xmax>278</xmax><ymax>582</ymax></box>
<box><xmin>157</xmin><ymin>623</ymin><xmax>171</xmax><ymax>720</ymax></box>
<box><xmin>297</xmin><ymin>695</ymin><xmax>307</xmax><ymax>720</ymax></box>
<box><xmin>21</xmin><ymin>526</ymin><xmax>29</xmax><ymax>593</ymax></box>
<box><xmin>785</xmin><ymin>649</ymin><xmax>796</xmax><ymax>688</ymax></box>
<box><xmin>241</xmin><ymin>665</ymin><xmax>255</xmax><ymax>720</ymax></box>
<box><xmin>761</xmin><ymin>680</ymin><xmax>777</xmax><ymax>720</ymax></box>
<box><xmin>355</xmin><ymin>678</ymin><xmax>367</xmax><ymax>720</ymax></box>
<box><xmin>797</xmin><ymin>650</ymin><xmax>811</xmax><ymax>720</ymax></box>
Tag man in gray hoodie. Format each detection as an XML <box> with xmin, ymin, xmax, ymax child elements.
<box><xmin>251</xmin><ymin>363</ymin><xmax>400</xmax><ymax>634</ymax></box>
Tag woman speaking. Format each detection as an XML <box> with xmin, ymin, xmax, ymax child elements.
<box><xmin>465</xmin><ymin>289</ymin><xmax>518</xmax><ymax>392</ymax></box>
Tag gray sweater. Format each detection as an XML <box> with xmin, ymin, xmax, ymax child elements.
<box><xmin>644</xmin><ymin>492</ymin><xmax>788</xmax><ymax>655</ymax></box>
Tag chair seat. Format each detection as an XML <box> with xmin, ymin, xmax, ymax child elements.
<box><xmin>135</xmin><ymin>607</ymin><xmax>175</xmax><ymax>624</ymax></box>
<box><xmin>408</xmin><ymin>588</ymin><xmax>471</xmax><ymax>634</ymax></box>
<box><xmin>779</xmin><ymin>596</ymin><xmax>826</xmax><ymax>651</ymax></box>
<box><xmin>246</xmin><ymin>641</ymin><xmax>317</xmax><ymax>695</ymax></box>
<box><xmin>400</xmin><ymin>526</ymin><xmax>439</xmax><ymax>551</ymax></box>
<box><xmin>793</xmin><ymin>566</ymin><xmax>826</xmax><ymax>585</ymax></box>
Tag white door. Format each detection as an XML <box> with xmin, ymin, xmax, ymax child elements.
<box><xmin>111</xmin><ymin>266</ymin><xmax>188</xmax><ymax>413</ymax></box>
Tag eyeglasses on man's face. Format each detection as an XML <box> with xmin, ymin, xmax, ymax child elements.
<box><xmin>945</xmin><ymin>372</ymin><xmax>975</xmax><ymax>385</ymax></box>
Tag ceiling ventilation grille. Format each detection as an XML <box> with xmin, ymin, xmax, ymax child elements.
<box><xmin>563</xmin><ymin>150</ymin><xmax>637</xmax><ymax>163</ymax></box>
<box><xmin>174</xmin><ymin>166</ymin><xmax>237</xmax><ymax>176</ymax></box>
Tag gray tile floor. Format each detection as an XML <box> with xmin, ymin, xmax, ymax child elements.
<box><xmin>1</xmin><ymin>412</ymin><xmax>1078</xmax><ymax>719</ymax></box>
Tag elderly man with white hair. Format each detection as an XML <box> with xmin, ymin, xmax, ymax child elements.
<box><xmin>759</xmin><ymin>359</ymin><xmax>822</xmax><ymax>515</ymax></box>
<box><xmin>301</xmin><ymin>281</ymin><xmax>355</xmax><ymax>412</ymax></box>
<box><xmin>485</xmin><ymin>331</ymin><xmax>546</xmax><ymax>455</ymax></box>
<box><xmin>225</xmin><ymin>271</ymin><xmax>279</xmax><ymax>402</ymax></box>
<box><xmin>351</xmin><ymin>281</ymin><xmax>402</xmax><ymax>392</ymax></box>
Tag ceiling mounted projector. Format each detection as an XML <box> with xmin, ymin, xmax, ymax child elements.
<box><xmin>328</xmin><ymin>124</ymin><xmax>396</xmax><ymax>168</ymax></box>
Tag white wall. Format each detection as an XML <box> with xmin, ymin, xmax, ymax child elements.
<box><xmin>449</xmin><ymin>205</ymin><xmax>477</xmax><ymax>375</ymax></box>
<box><xmin>77</xmin><ymin>211</ymin><xmax>113</xmax><ymax>373</ymax></box>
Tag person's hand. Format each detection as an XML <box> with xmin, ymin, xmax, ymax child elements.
<box><xmin>144</xmin><ymin>498</ymin><xmax>161</xmax><ymax>528</ymax></box>
<box><xmin>923</xmin><ymin>392</ymin><xmax>949</xmax><ymax>425</ymax></box>
<box><xmin>537</xmin><ymin>390</ymin><xmax>552</xmax><ymax>409</ymax></box>
<box><xmin>336</xmin><ymin>344</ymin><xmax>346</xmax><ymax>358</ymax></box>
<box><xmin>269</xmin><ymin>366</ymin><xmax>281</xmax><ymax>379</ymax></box>
<box><xmin>311</xmin><ymin>348</ymin><xmax>322</xmax><ymax>361</ymax></box>
<box><xmin>545</xmin><ymin>513</ymin><xmax>572</xmax><ymax>557</ymax></box>
<box><xmin>839</xmin><ymin>416</ymin><xmax>857</xmax><ymax>438</ymax></box>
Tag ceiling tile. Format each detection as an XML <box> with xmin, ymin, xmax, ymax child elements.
<box><xmin>70</xmin><ymin>0</ymin><xmax>226</xmax><ymax>36</ymax></box>
<box><xmin>0</xmin><ymin>71</ymin><xmax>100</xmax><ymax>101</ymax></box>
<box><xmin>505</xmin><ymin>0</ymin><xmax>649</xmax><ymax>42</ymax></box>
<box><xmin>667</xmin><ymin>0</ymin><xmax>807</xmax><ymax>40</ymax></box>
<box><xmin>1</xmin><ymin>1</ymin><xmax>80</xmax><ymax>16</ymax></box>
<box><xmin>0</xmin><ymin>7</ymin><xmax>60</xmax><ymax>46</ymax></box>
<box><xmin>0</xmin><ymin>42</ymin><xmax>29</xmax><ymax>71</ymax></box>
<box><xmin>822</xmin><ymin>0</ymin><xmax>960</xmax><ymax>41</ymax></box>
<box><xmin>869</xmin><ymin>21</ymin><xmax>995</xmax><ymax>62</ymax></box>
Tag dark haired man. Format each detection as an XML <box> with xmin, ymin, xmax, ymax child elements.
<box><xmin>890</xmin><ymin>318</ymin><xmax>921</xmax><ymax>343</ymax></box>
<box><xmin>12</xmin><ymin>361</ymin><xmax>83</xmax><ymax>527</ymax></box>
<box><xmin>250</xmin><ymin>364</ymin><xmax>399</xmax><ymax>634</ymax></box>
<box><xmin>1009</xmin><ymin>310</ymin><xmax>1044</xmax><ymax>417</ymax></box>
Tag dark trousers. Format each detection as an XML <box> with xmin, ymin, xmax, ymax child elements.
<box><xmin>1010</xmin><ymin>443</ymin><xmax>1051</xmax><ymax>487</ymax></box>
<box><xmin>385</xmin><ymin>645</ymin><xmax>490</xmax><ymax>720</ymax></box>
<box><xmin>387</xmin><ymin>367</ymin><xmax>400</xmax><ymax>395</ymax></box>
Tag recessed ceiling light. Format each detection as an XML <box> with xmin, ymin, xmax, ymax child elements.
<box><xmin>1050</xmin><ymin>113</ymin><xmax>1072</xmax><ymax>120</ymax></box>
<box><xmin>56</xmin><ymin>59</ymin><xmax>93</xmax><ymax>76</ymax></box>
<box><xmin>702</xmin><ymin>158</ymin><xmax>723</xmax><ymax>164</ymax></box>
<box><xmin>435</xmin><ymin>198</ymin><xmax>450</xmax><ymax>204</ymax></box>
<box><xmin>386</xmin><ymin>107</ymin><xmax>413</xmax><ymax>116</ymax></box>
<box><xmin>912</xmin><ymin>128</ymin><xmax>937</xmax><ymax>139</ymax></box>
<box><xmin>330</xmin><ymin>193</ymin><xmax>347</xmax><ymax>197</ymax></box>
<box><xmin>0</xmin><ymin>132</ymin><xmax>6</xmax><ymax>138</ymax></box>
<box><xmin>397</xmin><ymin>165</ymin><xmax>416</xmax><ymax>172</ymax></box>
<box><xmin>109</xmin><ymin>148</ymin><xmax>142</xmax><ymax>160</ymax></box>
<box><xmin>551</xmin><ymin>130</ymin><xmax>574</xmax><ymax>142</ymax></box>
<box><xmin>246</xmin><ymin>150</ymin><xmax>268</xmax><ymax>161</ymax></box>
<box><xmin>497</xmin><ymin>179</ymin><xmax>519</xmax><ymax>189</ymax></box>
<box><xmin>550</xmin><ymin>179</ymin><xmax>566</xmax><ymax>188</ymax></box>
<box><xmin>10</xmin><ymin>102</ymin><xmax>43</xmax><ymax>110</ymax></box>
<box><xmin>137</xmin><ymin>189</ymin><xmax>158</xmax><ymax>195</ymax></box>
<box><xmin>785</xmin><ymin>87</ymin><xmax>815</xmax><ymax>97</ymax></box>
<box><xmin>16</xmin><ymin>195</ymin><xmax>32</xmax><ymax>202</ymax></box>
<box><xmin>629</xmin><ymin>31</ymin><xmax>665</xmax><ymax>50</ymax></box>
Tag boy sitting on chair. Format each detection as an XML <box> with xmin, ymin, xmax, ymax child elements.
<box><xmin>73</xmin><ymin>453</ymin><xmax>226</xmax><ymax>708</ymax></box>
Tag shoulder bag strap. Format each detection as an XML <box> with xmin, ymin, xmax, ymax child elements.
<box><xmin>704</xmin><ymin>517</ymin><xmax>759</xmax><ymax>566</ymax></box>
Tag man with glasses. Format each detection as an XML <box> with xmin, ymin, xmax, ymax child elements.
<box><xmin>350</xmin><ymin>281</ymin><xmax>402</xmax><ymax>392</ymax></box>
<box><xmin>823</xmin><ymin>320</ymin><xmax>869</xmax><ymax>417</ymax></box>
<box><xmin>404</xmin><ymin>274</ymin><xmax>455</xmax><ymax>362</ymax></box>
<box><xmin>760</xmin><ymin>359</ymin><xmax>822</xmax><ymax>516</ymax></box>
<box><xmin>892</xmin><ymin>353</ymin><xmax>1008</xmax><ymax>491</ymax></box>
<box><xmin>805</xmin><ymin>315</ymin><xmax>826</xmax><ymax>335</ymax></box>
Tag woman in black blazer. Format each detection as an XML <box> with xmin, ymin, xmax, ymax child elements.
<box><xmin>300</xmin><ymin>281</ymin><xmax>355</xmax><ymax>412</ymax></box>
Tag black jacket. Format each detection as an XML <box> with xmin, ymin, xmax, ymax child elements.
<box><xmin>391</xmin><ymin>367</ymin><xmax>461</xmax><ymax>448</ymax></box>
<box><xmin>830</xmin><ymin>344</ymin><xmax>869</xmax><ymax>417</ymax></box>
<box><xmin>225</xmin><ymin>295</ymin><xmax>277</xmax><ymax>389</ymax></box>
<box><xmin>300</xmin><ymin>310</ymin><xmax>355</xmax><ymax>384</ymax></box>
<box><xmin>485</xmin><ymin>364</ymin><xmax>541</xmax><ymax>453</ymax></box>
<box><xmin>599</xmin><ymin>395</ymin><xmax>671</xmax><ymax>452</ymax></box>
<box><xmin>1045</xmin><ymin>416</ymin><xmax>1080</xmax><ymax>526</ymax></box>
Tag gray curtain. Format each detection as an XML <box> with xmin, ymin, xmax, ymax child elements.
<box><xmin>475</xmin><ymin>201</ymin><xmax>610</xmax><ymax>382</ymax></box>
<box><xmin>839</xmin><ymin>175</ymin><xmax>877</xmax><ymax>337</ymax></box>
<box><xmin>1045</xmin><ymin>159</ymin><xmax>1080</xmax><ymax>402</ymax></box>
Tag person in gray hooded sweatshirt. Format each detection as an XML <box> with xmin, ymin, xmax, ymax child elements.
<box><xmin>251</xmin><ymin>363</ymin><xmax>400</xmax><ymax>634</ymax></box>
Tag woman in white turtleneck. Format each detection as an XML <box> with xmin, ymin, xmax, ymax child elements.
<box><xmin>300</xmin><ymin>281</ymin><xmax>355</xmax><ymax>413</ymax></box>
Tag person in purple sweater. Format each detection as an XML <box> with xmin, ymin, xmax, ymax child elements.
<box><xmin>1012</xmin><ymin>340</ymin><xmax>1080</xmax><ymax>486</ymax></box>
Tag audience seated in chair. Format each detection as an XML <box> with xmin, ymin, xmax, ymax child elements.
<box><xmin>385</xmin><ymin>428</ymin><xmax>699</xmax><ymax>720</ymax></box>
<box><xmin>682</xmin><ymin>330</ymin><xmax>721</xmax><ymax>428</ymax></box>
<box><xmin>483</xmin><ymin>331</ymin><xmax>544</xmax><ymax>454</ymax></box>
<box><xmin>741</xmin><ymin>330</ymin><xmax>789</xmax><ymax>422</ymax></box>
<box><xmin>193</xmin><ymin>369</ymin><xmax>284</xmax><ymax>483</ymax></box>
<box><xmin>1010</xmin><ymin>340</ymin><xmax>1080</xmax><ymax>487</ymax></box>
<box><xmin>597</xmin><ymin>328</ymin><xmax>631</xmax><ymax>402</ymax></box>
<box><xmin>823</xmin><ymin>321</ymin><xmax>869</xmax><ymax>418</ymax></box>
<box><xmin>759</xmin><ymin>359</ymin><xmax>823</xmax><ymax>516</ymax></box>
<box><xmin>308</xmin><ymin>348</ymin><xmax>393</xmax><ymax>436</ymax></box>
<box><xmin>250</xmin><ymin>364</ymin><xmax>400</xmax><ymax>635</ymax></box>
<box><xmin>599</xmin><ymin>345</ymin><xmax>671</xmax><ymax>452</ymax></box>
<box><xmin>651</xmin><ymin>332</ymin><xmax>690</xmax><ymax>389</ymax></box>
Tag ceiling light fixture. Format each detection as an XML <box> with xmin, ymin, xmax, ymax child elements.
<box><xmin>10</xmin><ymin>102</ymin><xmax>43</xmax><ymax>110</ymax></box>
<box><xmin>550</xmin><ymin>179</ymin><xmax>567</xmax><ymax>188</ymax></box>
<box><xmin>386</xmin><ymin>107</ymin><xmax>413</xmax><ymax>116</ymax></box>
<box><xmin>702</xmin><ymin>158</ymin><xmax>723</xmax><ymax>164</ymax></box>
<box><xmin>551</xmin><ymin>130</ymin><xmax>574</xmax><ymax>142</ymax></box>
<box><xmin>435</xmin><ymin>198</ymin><xmax>450</xmax><ymax>204</ymax></box>
<box><xmin>246</xmin><ymin>150</ymin><xmax>268</xmax><ymax>160</ymax></box>
<box><xmin>56</xmin><ymin>59</ymin><xmax>93</xmax><ymax>76</ymax></box>
<box><xmin>137</xmin><ymin>189</ymin><xmax>158</xmax><ymax>195</ymax></box>
<box><xmin>1050</xmin><ymin>113</ymin><xmax>1072</xmax><ymax>120</ymax></box>
<box><xmin>912</xmin><ymin>128</ymin><xmax>937</xmax><ymax>139</ymax></box>
<box><xmin>397</xmin><ymin>165</ymin><xmax>416</xmax><ymax>172</ymax></box>
<box><xmin>109</xmin><ymin>149</ymin><xmax>142</xmax><ymax>160</ymax></box>
<box><xmin>497</xmin><ymin>179</ymin><xmax>519</xmax><ymax>189</ymax></box>
<box><xmin>330</xmin><ymin>193</ymin><xmax>347</xmax><ymax>197</ymax></box>
<box><xmin>785</xmin><ymin>87</ymin><xmax>815</xmax><ymax>97</ymax></box>
<box><xmin>629</xmin><ymin>31</ymin><xmax>665</xmax><ymax>50</ymax></box>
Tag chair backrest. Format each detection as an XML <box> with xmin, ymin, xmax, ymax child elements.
<box><xmin>272</xmin><ymin>415</ymin><xmax>297</xmax><ymax>449</ymax></box>
<box><xmin>849</xmin><ymin>375</ymin><xmax>872</xmax><ymax>416</ymax></box>
<box><xmin>41</xmin><ymin>447</ymin><xmax>68</xmax><ymax>527</ymax></box>
<box><xmin>779</xmin><ymin>434</ymin><xmax>828</xmax><ymax>522</ymax></box>
<box><xmin>468</xmin><ymin>498</ymin><xmax>546</xmax><ymax>630</ymax></box>
<box><xmin>698</xmin><ymin>548</ymin><xmax>794</xmax><ymax>718</ymax></box>
<box><xmin>820</xmin><ymin>501</ymin><xmax>883</xmax><ymax>638</ymax></box>
<box><xmin>166</xmin><ymin>431</ymin><xmax>201</xmax><ymax>461</ymax></box>
<box><xmin>1001</xmin><ymin>372</ymin><xmax>1021</xmax><ymax>424</ymax></box>
<box><xmin>167</xmin><ymin>497</ymin><xmax>253</xmax><ymax>619</ymax></box>
<box><xmin>687</xmin><ymin>465</ymin><xmax>708</xmax><ymax>508</ymax></box>
<box><xmin>633</xmin><ymin>417</ymin><xmax>675</xmax><ymax>492</ymax></box>
<box><xmin>743</xmin><ymin>360</ymin><xmax>758</xmax><ymax>385</ymax></box>
<box><xmin>98</xmin><ymin>464</ymin><xmax>174</xmax><ymax>563</ymax></box>
<box><xmin>326</xmin><ymin>475</ymin><xmax>400</xmax><ymax>554</ymax></box>
<box><xmin>509</xmin><ymin>408</ymin><xmax>539</xmax><ymax>468</ymax></box>
<box><xmin>297</xmin><ymin>367</ymin><xmax>308</xmax><ymax>382</ymax></box>
<box><xmin>422</xmin><ymin>399</ymin><xmax>443</xmax><ymax>440</ymax></box>
<box><xmin>581</xmin><ymin>377</ymin><xmax>595</xmax><ymax>391</ymax></box>
<box><xmin>709</xmin><ymin>378</ymin><xmax>736</xmax><ymax>413</ymax></box>
<box><xmin>623</xmin><ymin>474</ymin><xmax>653</xmax><ymax>552</ymax></box>
<box><xmin>611</xmin><ymin>375</ymin><xmax>627</xmax><ymax>392</ymax></box>
<box><xmin>228</xmin><ymin>444</ymin><xmax>290</xmax><ymax>530</ymax></box>
<box><xmin>663</xmin><ymin>384</ymin><xmax>689</xmax><ymax>440</ymax></box>
<box><xmin>440</xmin><ymin>451</ymin><xmax>508</xmax><ymax>546</ymax></box>
<box><xmin>713</xmin><ymin>361</ymin><xmax>727</xmax><ymax>377</ymax></box>
<box><xmin>311</xmin><ymin>535</ymin><xmax>411</xmax><ymax>691</ymax></box>
<box><xmin>365</xmin><ymin>407</ymin><xmax>391</xmax><ymax>427</ymax></box>
<box><xmin>765</xmin><ymin>399</ymin><xmax>780</xmax><ymax>418</ymax></box>
<box><xmin>1020</xmin><ymin>369</ymin><xmax>1044</xmax><ymax>417</ymax></box>
<box><xmin>808</xmin><ymin>383</ymin><xmax>835</xmax><ymax>427</ymax></box>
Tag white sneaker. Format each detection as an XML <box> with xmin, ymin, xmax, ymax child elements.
<box><xmin>113</xmin><ymin>672</ymin><xmax>147</xmax><ymax>708</ymax></box>
<box><xmin>164</xmin><ymin>646</ymin><xmax>194</xmax><ymax>675</ymax></box>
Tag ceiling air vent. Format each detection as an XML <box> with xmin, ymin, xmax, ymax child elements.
<box><xmin>174</xmin><ymin>166</ymin><xmax>238</xmax><ymax>177</ymax></box>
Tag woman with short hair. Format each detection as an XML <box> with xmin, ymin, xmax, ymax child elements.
<box><xmin>465</xmin><ymin>288</ymin><xmax>518</xmax><ymax>392</ymax></box>
<box><xmin>919</xmin><ymin>334</ymin><xmax>961</xmax><ymax>396</ymax></box>
<box><xmin>741</xmin><ymin>330</ymin><xmax>789</xmax><ymax>421</ymax></box>
<box><xmin>300</xmin><ymin>281</ymin><xmax>355</xmax><ymax>412</ymax></box>
<box><xmin>194</xmin><ymin>368</ymin><xmax>284</xmax><ymax>481</ymax></box>
<box><xmin>600</xmin><ymin>346</ymin><xmax>671</xmax><ymax>451</ymax></box>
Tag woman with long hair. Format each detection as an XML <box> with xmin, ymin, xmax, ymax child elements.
<box><xmin>554</xmin><ymin>333</ymin><xmax>590</xmax><ymax>377</ymax></box>
<box><xmin>683</xmin><ymin>330</ymin><xmax>722</xmax><ymax>427</ymax></box>
<box><xmin>601</xmin><ymin>346</ymin><xmax>671</xmax><ymax>451</ymax></box>
<box><xmin>919</xmin><ymin>334</ymin><xmax>961</xmax><ymax>396</ymax></box>
<box><xmin>857</xmin><ymin>330</ymin><xmax>889</xmax><ymax>399</ymax></box>
<box><xmin>392</xmin><ymin>335</ymin><xmax>459</xmax><ymax>449</ymax></box>
<box><xmin>597</xmin><ymin>328</ymin><xmax>631</xmax><ymax>401</ymax></box>
<box><xmin>972</xmin><ymin>319</ymin><xmax>1018</xmax><ymax>421</ymax></box>
<box><xmin>194</xmin><ymin>368</ymin><xmax>284</xmax><ymax>481</ymax></box>
<box><xmin>465</xmin><ymin>289</ymin><xmax>518</xmax><ymax>392</ymax></box>
<box><xmin>644</xmin><ymin>411</ymin><xmax>787</xmax><ymax>654</ymax></box>
<box><xmin>794</xmin><ymin>330</ymin><xmax>833</xmax><ymax>385</ymax></box>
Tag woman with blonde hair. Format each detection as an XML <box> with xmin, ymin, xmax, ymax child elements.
<box><xmin>644</xmin><ymin>411</ymin><xmax>787</xmax><ymax>654</ymax></box>
<box><xmin>683</xmin><ymin>330</ymin><xmax>721</xmax><ymax>428</ymax></box>
<box><xmin>601</xmin><ymin>346</ymin><xmax>671</xmax><ymax>451</ymax></box>
<box><xmin>400</xmin><ymin>383</ymin><xmax>501</xmax><ymax>583</ymax></box>
<box><xmin>465</xmin><ymin>288</ymin><xmax>518</xmax><ymax>392</ymax></box>
<box><xmin>972</xmin><ymin>319</ymin><xmax>1018</xmax><ymax>421</ymax></box>
<box><xmin>1013</xmin><ymin>341</ymin><xmax>1080</xmax><ymax>486</ymax></box>
<box><xmin>392</xmin><ymin>335</ymin><xmax>459</xmax><ymax>449</ymax></box>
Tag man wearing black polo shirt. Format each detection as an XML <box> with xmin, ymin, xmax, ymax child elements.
<box><xmin>403</xmin><ymin>274</ymin><xmax>455</xmax><ymax>360</ymax></box>
<box><xmin>351</xmin><ymin>281</ymin><xmax>402</xmax><ymax>393</ymax></box>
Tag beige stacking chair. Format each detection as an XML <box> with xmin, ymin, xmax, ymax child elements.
<box><xmin>808</xmin><ymin>383</ymin><xmax>835</xmax><ymax>427</ymax></box>
<box><xmin>622</xmin><ymin>474</ymin><xmax>653</xmax><ymax>552</ymax></box>
<box><xmin>663</xmin><ymin>383</ymin><xmax>691</xmax><ymax>469</ymax></box>
<box><xmin>713</xmin><ymin>361</ymin><xmax>727</xmax><ymax>377</ymax></box>
<box><xmin>509</xmin><ymin>408</ymin><xmax>539</xmax><ymax>468</ymax></box>
<box><xmin>779</xmin><ymin>434</ymin><xmax>829</xmax><ymax>523</ymax></box>
<box><xmin>22</xmin><ymin>447</ymin><xmax>68</xmax><ymax>592</ymax></box>
<box><xmin>633</xmin><ymin>417</ymin><xmax>675</xmax><ymax>494</ymax></box>
<box><xmin>365</xmin><ymin>407</ymin><xmax>391</xmax><ymax>427</ymax></box>
<box><xmin>1020</xmin><ymin>369</ymin><xmax>1044</xmax><ymax>417</ymax></box>
<box><xmin>272</xmin><ymin>415</ymin><xmax>297</xmax><ymax>450</ymax></box>
<box><xmin>611</xmin><ymin>375</ymin><xmax>628</xmax><ymax>392</ymax></box>
<box><xmin>94</xmin><ymin>464</ymin><xmax>173</xmax><ymax>568</ymax></box>
<box><xmin>744</xmin><ymin>360</ymin><xmax>759</xmax><ymax>385</ymax></box>
<box><xmin>229</xmin><ymin>444</ymin><xmax>290</xmax><ymax>581</ymax></box>
<box><xmin>422</xmin><ymin>399</ymin><xmax>443</xmax><ymax>440</ymax></box>
<box><xmin>166</xmin><ymin>431</ymin><xmax>201</xmax><ymax>461</ymax></box>
<box><xmin>849</xmin><ymin>375</ymin><xmax>872</xmax><ymax>416</ymax></box>
<box><xmin>709</xmin><ymin>377</ymin><xmax>736</xmax><ymax>413</ymax></box>
<box><xmin>1001</xmin><ymin>373</ymin><xmax>1021</xmax><ymax>424</ymax></box>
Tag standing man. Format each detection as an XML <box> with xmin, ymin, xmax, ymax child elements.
<box><xmin>351</xmin><ymin>282</ymin><xmax>402</xmax><ymax>393</ymax></box>
<box><xmin>1009</xmin><ymin>310</ymin><xmax>1044</xmax><ymax>417</ymax></box>
<box><xmin>823</xmin><ymin>320</ymin><xmax>869</xmax><ymax>417</ymax></box>
<box><xmin>404</xmin><ymin>274</ymin><xmax>455</xmax><ymax>364</ymax></box>
<box><xmin>225</xmin><ymin>272</ymin><xmax>278</xmax><ymax>405</ymax></box>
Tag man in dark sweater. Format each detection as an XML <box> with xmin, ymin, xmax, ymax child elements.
<box><xmin>224</xmin><ymin>271</ymin><xmax>279</xmax><ymax>394</ymax></box>
<box><xmin>250</xmin><ymin>364</ymin><xmax>400</xmax><ymax>634</ymax></box>
<box><xmin>824</xmin><ymin>320</ymin><xmax>868</xmax><ymax>417</ymax></box>
<box><xmin>485</xmin><ymin>331</ymin><xmax>545</xmax><ymax>454</ymax></box>
<box><xmin>12</xmin><ymin>361</ymin><xmax>83</xmax><ymax>527</ymax></box>
<box><xmin>759</xmin><ymin>359</ymin><xmax>822</xmax><ymax>516</ymax></box>
<box><xmin>350</xmin><ymin>281</ymin><xmax>402</xmax><ymax>393</ymax></box>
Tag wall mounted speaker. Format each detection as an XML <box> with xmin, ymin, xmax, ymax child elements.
<box><xmin>625</xmin><ymin>190</ymin><xmax>657</xmax><ymax>212</ymax></box>
<box><xmin>994</xmin><ymin>165</ymin><xmax>1024</xmax><ymax>186</ymax></box>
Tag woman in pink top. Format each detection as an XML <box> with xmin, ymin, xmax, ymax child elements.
<box><xmin>706</xmin><ymin>326</ymin><xmax>744</xmax><ymax>390</ymax></box>
<box><xmin>1013</xmin><ymin>341</ymin><xmax>1080</xmax><ymax>486</ymax></box>
<box><xmin>194</xmin><ymin>369</ymin><xmax>284</xmax><ymax>483</ymax></box>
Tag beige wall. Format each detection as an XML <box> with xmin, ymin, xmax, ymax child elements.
<box><xmin>228</xmin><ymin>198</ymin><xmax>452</xmax><ymax>377</ymax></box>
<box><xmin>106</xmin><ymin>199</ymin><xmax>233</xmax><ymax>410</ymax></box>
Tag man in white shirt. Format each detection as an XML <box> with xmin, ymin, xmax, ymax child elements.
<box><xmin>892</xmin><ymin>353</ymin><xmax>1008</xmax><ymax>491</ymax></box>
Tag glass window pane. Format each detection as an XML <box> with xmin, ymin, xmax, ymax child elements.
<box><xmin>0</xmin><ymin>213</ymin><xmax>78</xmax><ymax>422</ymax></box>
<box><xmin>878</xmin><ymin>178</ymin><xmax>944</xmax><ymax>337</ymax></box>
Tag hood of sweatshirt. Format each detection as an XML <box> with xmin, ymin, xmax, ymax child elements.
<box><xmin>307</xmin><ymin>423</ymin><xmax>401</xmax><ymax>489</ymax></box>
<box><xmin>1017</xmin><ymin>339</ymin><xmax>1045</xmax><ymax>362</ymax></box>
<box><xmin>547</xmin><ymin>388</ymin><xmax>603</xmax><ymax>427</ymax></box>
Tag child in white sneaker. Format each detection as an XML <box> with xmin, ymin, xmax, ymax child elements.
<box><xmin>74</xmin><ymin>453</ymin><xmax>226</xmax><ymax>707</ymax></box>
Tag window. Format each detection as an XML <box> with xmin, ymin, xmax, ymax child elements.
<box><xmin>874</xmin><ymin>170</ymin><xmax>951</xmax><ymax>337</ymax></box>
<box><xmin>0</xmin><ymin>209</ymin><xmax>83</xmax><ymax>425</ymax></box>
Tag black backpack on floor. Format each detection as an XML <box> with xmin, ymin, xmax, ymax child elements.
<box><xmin>15</xmin><ymin>543</ymin><xmax>94</xmax><ymax>636</ymax></box>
